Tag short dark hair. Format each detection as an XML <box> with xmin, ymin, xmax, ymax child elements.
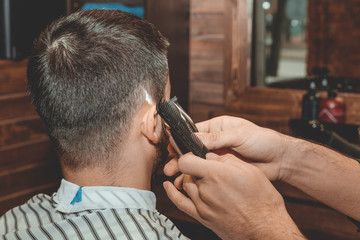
<box><xmin>27</xmin><ymin>10</ymin><xmax>169</xmax><ymax>170</ymax></box>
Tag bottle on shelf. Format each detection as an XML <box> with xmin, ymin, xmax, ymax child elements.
<box><xmin>319</xmin><ymin>68</ymin><xmax>330</xmax><ymax>92</ymax></box>
<box><xmin>302</xmin><ymin>81</ymin><xmax>320</xmax><ymax>121</ymax></box>
<box><xmin>318</xmin><ymin>88</ymin><xmax>345</xmax><ymax>123</ymax></box>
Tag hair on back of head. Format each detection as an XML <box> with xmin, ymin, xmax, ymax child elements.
<box><xmin>27</xmin><ymin>10</ymin><xmax>169</xmax><ymax>170</ymax></box>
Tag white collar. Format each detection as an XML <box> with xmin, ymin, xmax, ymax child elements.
<box><xmin>53</xmin><ymin>179</ymin><xmax>157</xmax><ymax>214</ymax></box>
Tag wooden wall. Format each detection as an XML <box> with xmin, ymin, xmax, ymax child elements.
<box><xmin>188</xmin><ymin>0</ymin><xmax>252</xmax><ymax>122</ymax></box>
<box><xmin>0</xmin><ymin>60</ymin><xmax>61</xmax><ymax>215</ymax></box>
<box><xmin>146</xmin><ymin>0</ymin><xmax>190</xmax><ymax>110</ymax></box>
<box><xmin>307</xmin><ymin>0</ymin><xmax>360</xmax><ymax>78</ymax></box>
<box><xmin>188</xmin><ymin>0</ymin><xmax>227</xmax><ymax>121</ymax></box>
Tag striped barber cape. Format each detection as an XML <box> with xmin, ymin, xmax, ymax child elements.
<box><xmin>0</xmin><ymin>179</ymin><xmax>189</xmax><ymax>240</ymax></box>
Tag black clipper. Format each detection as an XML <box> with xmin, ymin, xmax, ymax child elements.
<box><xmin>156</xmin><ymin>96</ymin><xmax>209</xmax><ymax>159</ymax></box>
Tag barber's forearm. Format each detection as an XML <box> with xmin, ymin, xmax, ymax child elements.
<box><xmin>283</xmin><ymin>137</ymin><xmax>360</xmax><ymax>220</ymax></box>
<box><xmin>244</xmin><ymin>207</ymin><xmax>306</xmax><ymax>240</ymax></box>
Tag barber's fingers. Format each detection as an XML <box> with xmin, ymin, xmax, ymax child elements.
<box><xmin>177</xmin><ymin>154</ymin><xmax>214</xmax><ymax>178</ymax></box>
<box><xmin>196</xmin><ymin>116</ymin><xmax>234</xmax><ymax>133</ymax></box>
<box><xmin>196</xmin><ymin>116</ymin><xmax>250</xmax><ymax>133</ymax></box>
<box><xmin>163</xmin><ymin>144</ymin><xmax>179</xmax><ymax>177</ymax></box>
<box><xmin>172</xmin><ymin>153</ymin><xmax>226</xmax><ymax>189</ymax></box>
<box><xmin>206</xmin><ymin>152</ymin><xmax>234</xmax><ymax>163</ymax></box>
<box><xmin>163</xmin><ymin>181</ymin><xmax>201</xmax><ymax>221</ymax></box>
<box><xmin>205</xmin><ymin>152</ymin><xmax>219</xmax><ymax>160</ymax></box>
<box><xmin>207</xmin><ymin>152</ymin><xmax>249</xmax><ymax>172</ymax></box>
<box><xmin>164</xmin><ymin>151</ymin><xmax>232</xmax><ymax>178</ymax></box>
<box><xmin>163</xmin><ymin>157</ymin><xmax>179</xmax><ymax>176</ymax></box>
<box><xmin>174</xmin><ymin>173</ymin><xmax>184</xmax><ymax>189</ymax></box>
<box><xmin>196</xmin><ymin>130</ymin><xmax>242</xmax><ymax>151</ymax></box>
<box><xmin>182</xmin><ymin>175</ymin><xmax>202</xmax><ymax>204</ymax></box>
<box><xmin>195</xmin><ymin>119</ymin><xmax>213</xmax><ymax>133</ymax></box>
<box><xmin>178</xmin><ymin>152</ymin><xmax>246</xmax><ymax>178</ymax></box>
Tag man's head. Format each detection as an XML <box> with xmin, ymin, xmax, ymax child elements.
<box><xmin>27</xmin><ymin>10</ymin><xmax>170</xmax><ymax>171</ymax></box>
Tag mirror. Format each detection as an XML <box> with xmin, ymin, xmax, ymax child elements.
<box><xmin>252</xmin><ymin>0</ymin><xmax>360</xmax><ymax>93</ymax></box>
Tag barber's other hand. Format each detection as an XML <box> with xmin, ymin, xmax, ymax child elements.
<box><xmin>196</xmin><ymin>116</ymin><xmax>293</xmax><ymax>182</ymax></box>
<box><xmin>163</xmin><ymin>153</ymin><xmax>304</xmax><ymax>240</ymax></box>
<box><xmin>164</xmin><ymin>144</ymin><xmax>179</xmax><ymax>177</ymax></box>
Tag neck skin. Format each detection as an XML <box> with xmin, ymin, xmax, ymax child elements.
<box><xmin>62</xmin><ymin>104</ymin><xmax>159</xmax><ymax>191</ymax></box>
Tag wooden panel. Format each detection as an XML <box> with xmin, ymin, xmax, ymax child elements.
<box><xmin>189</xmin><ymin>103</ymin><xmax>225</xmax><ymax>122</ymax></box>
<box><xmin>285</xmin><ymin>201</ymin><xmax>360</xmax><ymax>240</ymax></box>
<box><xmin>232</xmin><ymin>87</ymin><xmax>303</xmax><ymax>106</ymax></box>
<box><xmin>342</xmin><ymin>93</ymin><xmax>360</xmax><ymax>124</ymax></box>
<box><xmin>190</xmin><ymin>39</ymin><xmax>223</xmax><ymax>86</ymax></box>
<box><xmin>190</xmin><ymin>56</ymin><xmax>223</xmax><ymax>84</ymax></box>
<box><xmin>0</xmin><ymin>161</ymin><xmax>61</xmax><ymax>197</ymax></box>
<box><xmin>190</xmin><ymin>0</ymin><xmax>225</xmax><ymax>14</ymax></box>
<box><xmin>190</xmin><ymin>39</ymin><xmax>223</xmax><ymax>62</ymax></box>
<box><xmin>210</xmin><ymin>89</ymin><xmax>360</xmax><ymax>135</ymax></box>
<box><xmin>229</xmin><ymin>88</ymin><xmax>303</xmax><ymax>116</ymax></box>
<box><xmin>191</xmin><ymin>13</ymin><xmax>225</xmax><ymax>38</ymax></box>
<box><xmin>274</xmin><ymin>182</ymin><xmax>359</xmax><ymax>239</ymax></box>
<box><xmin>307</xmin><ymin>0</ymin><xmax>360</xmax><ymax>78</ymax></box>
<box><xmin>224</xmin><ymin>0</ymin><xmax>251</xmax><ymax>104</ymax></box>
<box><xmin>189</xmin><ymin>38</ymin><xmax>225</xmax><ymax>111</ymax></box>
<box><xmin>190</xmin><ymin>82</ymin><xmax>224</xmax><ymax>105</ymax></box>
<box><xmin>0</xmin><ymin>59</ymin><xmax>28</xmax><ymax>94</ymax></box>
<box><xmin>189</xmin><ymin>0</ymin><xmax>227</xmax><ymax>119</ymax></box>
<box><xmin>0</xmin><ymin>58</ymin><xmax>62</xmax><ymax>216</ymax></box>
<box><xmin>0</xmin><ymin>115</ymin><xmax>47</xmax><ymax>146</ymax></box>
<box><xmin>0</xmin><ymin>93</ymin><xmax>36</xmax><ymax>121</ymax></box>
<box><xmin>225</xmin><ymin>88</ymin><xmax>360</xmax><ymax>133</ymax></box>
<box><xmin>0</xmin><ymin>139</ymin><xmax>56</xmax><ymax>171</ymax></box>
<box><xmin>189</xmin><ymin>0</ymin><xmax>252</xmax><ymax>120</ymax></box>
<box><xmin>147</xmin><ymin>0</ymin><xmax>190</xmax><ymax>110</ymax></box>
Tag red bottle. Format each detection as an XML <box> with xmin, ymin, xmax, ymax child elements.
<box><xmin>318</xmin><ymin>89</ymin><xmax>345</xmax><ymax>123</ymax></box>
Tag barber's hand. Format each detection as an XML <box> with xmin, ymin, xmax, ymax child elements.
<box><xmin>164</xmin><ymin>115</ymin><xmax>293</xmax><ymax>181</ymax></box>
<box><xmin>163</xmin><ymin>153</ymin><xmax>304</xmax><ymax>240</ymax></box>
<box><xmin>164</xmin><ymin>144</ymin><xmax>179</xmax><ymax>176</ymax></box>
<box><xmin>195</xmin><ymin>116</ymin><xmax>294</xmax><ymax>182</ymax></box>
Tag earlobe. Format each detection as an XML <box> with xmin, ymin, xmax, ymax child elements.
<box><xmin>140</xmin><ymin>105</ymin><xmax>162</xmax><ymax>144</ymax></box>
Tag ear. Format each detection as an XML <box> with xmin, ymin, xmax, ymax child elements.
<box><xmin>140</xmin><ymin>105</ymin><xmax>162</xmax><ymax>144</ymax></box>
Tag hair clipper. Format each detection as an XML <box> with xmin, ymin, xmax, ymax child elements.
<box><xmin>156</xmin><ymin>96</ymin><xmax>209</xmax><ymax>159</ymax></box>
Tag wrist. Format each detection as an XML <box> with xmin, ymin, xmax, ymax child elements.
<box><xmin>248</xmin><ymin>202</ymin><xmax>306</xmax><ymax>240</ymax></box>
<box><xmin>279</xmin><ymin>135</ymin><xmax>330</xmax><ymax>187</ymax></box>
<box><xmin>275</xmin><ymin>134</ymin><xmax>297</xmax><ymax>183</ymax></box>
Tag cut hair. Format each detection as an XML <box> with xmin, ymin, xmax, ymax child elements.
<box><xmin>27</xmin><ymin>10</ymin><xmax>169</xmax><ymax>170</ymax></box>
